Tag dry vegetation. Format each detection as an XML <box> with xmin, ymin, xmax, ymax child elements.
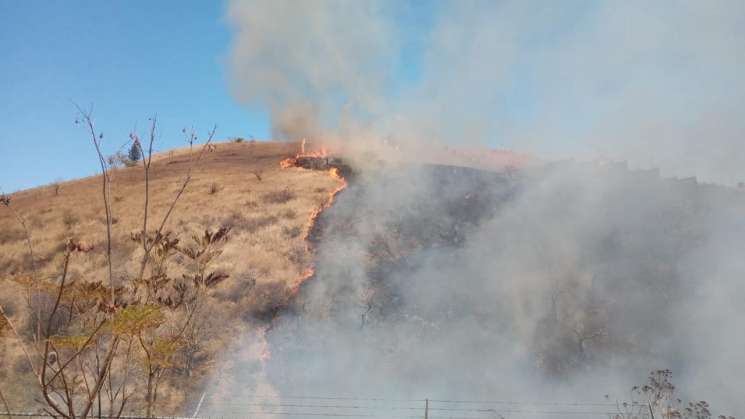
<box><xmin>0</xmin><ymin>138</ymin><xmax>342</xmax><ymax>415</ymax></box>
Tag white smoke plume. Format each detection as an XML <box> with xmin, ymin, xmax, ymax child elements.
<box><xmin>215</xmin><ymin>1</ymin><xmax>745</xmax><ymax>417</ymax></box>
<box><xmin>228</xmin><ymin>0</ymin><xmax>745</xmax><ymax>184</ymax></box>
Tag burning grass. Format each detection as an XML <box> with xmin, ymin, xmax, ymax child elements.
<box><xmin>276</xmin><ymin>149</ymin><xmax>350</xmax><ymax>294</ymax></box>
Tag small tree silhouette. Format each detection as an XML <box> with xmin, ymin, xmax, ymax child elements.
<box><xmin>128</xmin><ymin>140</ymin><xmax>142</xmax><ymax>162</ymax></box>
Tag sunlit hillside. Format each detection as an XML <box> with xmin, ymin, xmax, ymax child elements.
<box><xmin>0</xmin><ymin>140</ymin><xmax>343</xmax><ymax>412</ymax></box>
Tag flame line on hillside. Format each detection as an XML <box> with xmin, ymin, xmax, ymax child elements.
<box><xmin>279</xmin><ymin>155</ymin><xmax>347</xmax><ymax>294</ymax></box>
<box><xmin>251</xmin><ymin>154</ymin><xmax>347</xmax><ymax>364</ymax></box>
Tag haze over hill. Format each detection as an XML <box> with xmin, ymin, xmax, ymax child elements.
<box><xmin>217</xmin><ymin>5</ymin><xmax>745</xmax><ymax>414</ymax></box>
<box><xmin>210</xmin><ymin>159</ymin><xmax>745</xmax><ymax>418</ymax></box>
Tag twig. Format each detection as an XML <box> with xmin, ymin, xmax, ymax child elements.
<box><xmin>136</xmin><ymin>125</ymin><xmax>217</xmax><ymax>283</ymax></box>
<box><xmin>74</xmin><ymin>104</ymin><xmax>115</xmax><ymax>307</ymax></box>
<box><xmin>0</xmin><ymin>389</ymin><xmax>13</xmax><ymax>419</ymax></box>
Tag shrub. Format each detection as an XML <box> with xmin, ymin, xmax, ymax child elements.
<box><xmin>107</xmin><ymin>151</ymin><xmax>130</xmax><ymax>168</ymax></box>
<box><xmin>261</xmin><ymin>188</ymin><xmax>295</xmax><ymax>204</ymax></box>
<box><xmin>233</xmin><ymin>137</ymin><xmax>245</xmax><ymax>143</ymax></box>
<box><xmin>282</xmin><ymin>208</ymin><xmax>297</xmax><ymax>219</ymax></box>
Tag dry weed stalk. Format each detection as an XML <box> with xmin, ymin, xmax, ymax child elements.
<box><xmin>611</xmin><ymin>370</ymin><xmax>735</xmax><ymax>419</ymax></box>
<box><xmin>0</xmin><ymin>108</ymin><xmax>222</xmax><ymax>419</ymax></box>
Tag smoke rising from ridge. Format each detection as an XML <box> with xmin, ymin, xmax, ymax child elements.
<box><xmin>228</xmin><ymin>0</ymin><xmax>745</xmax><ymax>184</ymax></box>
<box><xmin>218</xmin><ymin>1</ymin><xmax>745</xmax><ymax>417</ymax></box>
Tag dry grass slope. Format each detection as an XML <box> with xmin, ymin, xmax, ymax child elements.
<box><xmin>0</xmin><ymin>140</ymin><xmax>343</xmax><ymax>413</ymax></box>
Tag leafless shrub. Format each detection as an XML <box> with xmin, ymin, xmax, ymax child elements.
<box><xmin>261</xmin><ymin>188</ymin><xmax>295</xmax><ymax>204</ymax></box>
<box><xmin>612</xmin><ymin>370</ymin><xmax>736</xmax><ymax>419</ymax></box>
<box><xmin>282</xmin><ymin>208</ymin><xmax>297</xmax><ymax>219</ymax></box>
<box><xmin>107</xmin><ymin>151</ymin><xmax>131</xmax><ymax>168</ymax></box>
<box><xmin>245</xmin><ymin>200</ymin><xmax>259</xmax><ymax>209</ymax></box>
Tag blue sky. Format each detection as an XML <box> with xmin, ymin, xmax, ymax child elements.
<box><xmin>1</xmin><ymin>1</ymin><xmax>270</xmax><ymax>192</ymax></box>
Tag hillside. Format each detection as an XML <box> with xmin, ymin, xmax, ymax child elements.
<box><xmin>0</xmin><ymin>140</ymin><xmax>344</xmax><ymax>413</ymax></box>
<box><xmin>2</xmin><ymin>142</ymin><xmax>744</xmax><ymax>418</ymax></box>
<box><xmin>231</xmin><ymin>161</ymin><xmax>745</xmax><ymax>417</ymax></box>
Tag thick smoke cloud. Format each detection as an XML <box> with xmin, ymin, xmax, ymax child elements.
<box><xmin>207</xmin><ymin>163</ymin><xmax>745</xmax><ymax>418</ymax></box>
<box><xmin>228</xmin><ymin>0</ymin><xmax>745</xmax><ymax>184</ymax></box>
<box><xmin>218</xmin><ymin>1</ymin><xmax>745</xmax><ymax>417</ymax></box>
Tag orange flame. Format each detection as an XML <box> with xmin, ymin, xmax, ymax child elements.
<box><xmin>280</xmin><ymin>149</ymin><xmax>348</xmax><ymax>294</ymax></box>
<box><xmin>279</xmin><ymin>157</ymin><xmax>298</xmax><ymax>169</ymax></box>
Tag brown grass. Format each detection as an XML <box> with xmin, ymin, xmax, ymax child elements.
<box><xmin>0</xmin><ymin>140</ymin><xmax>343</xmax><ymax>413</ymax></box>
<box><xmin>261</xmin><ymin>188</ymin><xmax>296</xmax><ymax>204</ymax></box>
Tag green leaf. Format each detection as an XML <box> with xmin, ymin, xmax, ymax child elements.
<box><xmin>111</xmin><ymin>304</ymin><xmax>164</xmax><ymax>335</ymax></box>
